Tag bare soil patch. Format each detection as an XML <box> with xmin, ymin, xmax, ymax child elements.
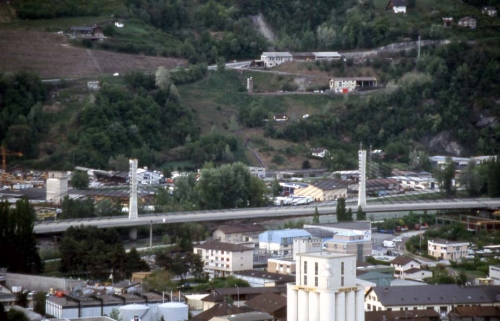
<box><xmin>0</xmin><ymin>31</ymin><xmax>186</xmax><ymax>78</ymax></box>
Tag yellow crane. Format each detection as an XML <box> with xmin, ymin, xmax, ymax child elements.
<box><xmin>1</xmin><ymin>146</ymin><xmax>23</xmax><ymax>184</ymax></box>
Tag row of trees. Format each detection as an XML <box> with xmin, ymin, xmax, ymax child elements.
<box><xmin>0</xmin><ymin>199</ymin><xmax>43</xmax><ymax>274</ymax></box>
<box><xmin>59</xmin><ymin>226</ymin><xmax>149</xmax><ymax>279</ymax></box>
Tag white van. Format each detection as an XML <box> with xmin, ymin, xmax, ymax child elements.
<box><xmin>383</xmin><ymin>240</ymin><xmax>396</xmax><ymax>248</ymax></box>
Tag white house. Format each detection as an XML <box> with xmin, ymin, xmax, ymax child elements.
<box><xmin>329</xmin><ymin>77</ymin><xmax>377</xmax><ymax>93</ymax></box>
<box><xmin>287</xmin><ymin>252</ymin><xmax>365</xmax><ymax>321</ymax></box>
<box><xmin>311</xmin><ymin>148</ymin><xmax>328</xmax><ymax>158</ymax></box>
<box><xmin>427</xmin><ymin>239</ymin><xmax>469</xmax><ymax>260</ymax></box>
<box><xmin>489</xmin><ymin>265</ymin><xmax>500</xmax><ymax>285</ymax></box>
<box><xmin>312</xmin><ymin>52</ymin><xmax>342</xmax><ymax>60</ymax></box>
<box><xmin>248</xmin><ymin>167</ymin><xmax>266</xmax><ymax>178</ymax></box>
<box><xmin>390</xmin><ymin>256</ymin><xmax>431</xmax><ymax>280</ymax></box>
<box><xmin>260</xmin><ymin>52</ymin><xmax>293</xmax><ymax>67</ymax></box>
<box><xmin>193</xmin><ymin>242</ymin><xmax>254</xmax><ymax>278</ymax></box>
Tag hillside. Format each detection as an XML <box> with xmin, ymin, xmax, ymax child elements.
<box><xmin>0</xmin><ymin>0</ymin><xmax>499</xmax><ymax>173</ymax></box>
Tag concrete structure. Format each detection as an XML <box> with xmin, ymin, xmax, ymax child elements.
<box><xmin>427</xmin><ymin>239</ymin><xmax>469</xmax><ymax>260</ymax></box>
<box><xmin>329</xmin><ymin>77</ymin><xmax>377</xmax><ymax>93</ymax></box>
<box><xmin>46</xmin><ymin>171</ymin><xmax>68</xmax><ymax>204</ymax></box>
<box><xmin>287</xmin><ymin>252</ymin><xmax>365</xmax><ymax>321</ymax></box>
<box><xmin>259</xmin><ymin>229</ymin><xmax>312</xmax><ymax>257</ymax></box>
<box><xmin>313</xmin><ymin>52</ymin><xmax>342</xmax><ymax>60</ymax></box>
<box><xmin>193</xmin><ymin>242</ymin><xmax>254</xmax><ymax>278</ymax></box>
<box><xmin>268</xmin><ymin>257</ymin><xmax>296</xmax><ymax>274</ymax></box>
<box><xmin>482</xmin><ymin>6</ymin><xmax>498</xmax><ymax>17</ymax></box>
<box><xmin>358</xmin><ymin>149</ymin><xmax>367</xmax><ymax>208</ymax></box>
<box><xmin>365</xmin><ymin>285</ymin><xmax>500</xmax><ymax>316</ymax></box>
<box><xmin>366</xmin><ymin>309</ymin><xmax>440</xmax><ymax>321</ymax></box>
<box><xmin>247</xmin><ymin>77</ymin><xmax>254</xmax><ymax>93</ymax></box>
<box><xmin>248</xmin><ymin>167</ymin><xmax>265</xmax><ymax>179</ymax></box>
<box><xmin>157</xmin><ymin>301</ymin><xmax>189</xmax><ymax>321</ymax></box>
<box><xmin>128</xmin><ymin>159</ymin><xmax>138</xmax><ymax>220</ymax></box>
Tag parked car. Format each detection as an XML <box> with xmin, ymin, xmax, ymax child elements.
<box><xmin>383</xmin><ymin>240</ymin><xmax>396</xmax><ymax>248</ymax></box>
<box><xmin>392</xmin><ymin>237</ymin><xmax>402</xmax><ymax>243</ymax></box>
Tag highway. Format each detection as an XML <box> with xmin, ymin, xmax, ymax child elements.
<box><xmin>33</xmin><ymin>198</ymin><xmax>500</xmax><ymax>234</ymax></box>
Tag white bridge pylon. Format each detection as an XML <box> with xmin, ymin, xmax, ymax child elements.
<box><xmin>129</xmin><ymin>159</ymin><xmax>138</xmax><ymax>220</ymax></box>
<box><xmin>358</xmin><ymin>149</ymin><xmax>367</xmax><ymax>208</ymax></box>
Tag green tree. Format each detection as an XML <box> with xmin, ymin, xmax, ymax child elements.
<box><xmin>155</xmin><ymin>66</ymin><xmax>172</xmax><ymax>91</ymax></box>
<box><xmin>33</xmin><ymin>292</ymin><xmax>46</xmax><ymax>316</ymax></box>
<box><xmin>271</xmin><ymin>179</ymin><xmax>282</xmax><ymax>197</ymax></box>
<box><xmin>312</xmin><ymin>207</ymin><xmax>320</xmax><ymax>224</ymax></box>
<box><xmin>7</xmin><ymin>309</ymin><xmax>29</xmax><ymax>321</ymax></box>
<box><xmin>460</xmin><ymin>160</ymin><xmax>482</xmax><ymax>197</ymax></box>
<box><xmin>356</xmin><ymin>206</ymin><xmax>366</xmax><ymax>220</ymax></box>
<box><xmin>0</xmin><ymin>199</ymin><xmax>43</xmax><ymax>274</ymax></box>
<box><xmin>302</xmin><ymin>160</ymin><xmax>311</xmax><ymax>169</ymax></box>
<box><xmin>124</xmin><ymin>247</ymin><xmax>150</xmax><ymax>278</ymax></box>
<box><xmin>70</xmin><ymin>171</ymin><xmax>90</xmax><ymax>190</ymax></box>
<box><xmin>346</xmin><ymin>208</ymin><xmax>353</xmax><ymax>221</ymax></box>
<box><xmin>216</xmin><ymin>56</ymin><xmax>226</xmax><ymax>73</ymax></box>
<box><xmin>336</xmin><ymin>197</ymin><xmax>347</xmax><ymax>221</ymax></box>
<box><xmin>142</xmin><ymin>270</ymin><xmax>175</xmax><ymax>292</ymax></box>
<box><xmin>15</xmin><ymin>291</ymin><xmax>28</xmax><ymax>308</ymax></box>
<box><xmin>109</xmin><ymin>308</ymin><xmax>122</xmax><ymax>321</ymax></box>
<box><xmin>434</xmin><ymin>157</ymin><xmax>456</xmax><ymax>197</ymax></box>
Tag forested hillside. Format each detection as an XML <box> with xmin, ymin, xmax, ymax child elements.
<box><xmin>1</xmin><ymin>0</ymin><xmax>500</xmax><ymax>171</ymax></box>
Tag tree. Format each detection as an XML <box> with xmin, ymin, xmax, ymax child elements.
<box><xmin>434</xmin><ymin>157</ymin><xmax>456</xmax><ymax>197</ymax></box>
<box><xmin>216</xmin><ymin>56</ymin><xmax>226</xmax><ymax>73</ymax></box>
<box><xmin>346</xmin><ymin>208</ymin><xmax>353</xmax><ymax>221</ymax></box>
<box><xmin>336</xmin><ymin>197</ymin><xmax>347</xmax><ymax>221</ymax></box>
<box><xmin>460</xmin><ymin>160</ymin><xmax>482</xmax><ymax>197</ymax></box>
<box><xmin>0</xmin><ymin>199</ymin><xmax>43</xmax><ymax>274</ymax></box>
<box><xmin>124</xmin><ymin>247</ymin><xmax>150</xmax><ymax>278</ymax></box>
<box><xmin>70</xmin><ymin>171</ymin><xmax>90</xmax><ymax>190</ymax></box>
<box><xmin>142</xmin><ymin>270</ymin><xmax>175</xmax><ymax>292</ymax></box>
<box><xmin>356</xmin><ymin>206</ymin><xmax>366</xmax><ymax>220</ymax></box>
<box><xmin>15</xmin><ymin>291</ymin><xmax>28</xmax><ymax>308</ymax></box>
<box><xmin>271</xmin><ymin>179</ymin><xmax>282</xmax><ymax>197</ymax></box>
<box><xmin>7</xmin><ymin>309</ymin><xmax>29</xmax><ymax>321</ymax></box>
<box><xmin>155</xmin><ymin>66</ymin><xmax>172</xmax><ymax>91</ymax></box>
<box><xmin>33</xmin><ymin>292</ymin><xmax>46</xmax><ymax>316</ymax></box>
<box><xmin>311</xmin><ymin>207</ymin><xmax>320</xmax><ymax>224</ymax></box>
<box><xmin>109</xmin><ymin>308</ymin><xmax>122</xmax><ymax>321</ymax></box>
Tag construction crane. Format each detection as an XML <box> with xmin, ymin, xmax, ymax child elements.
<box><xmin>1</xmin><ymin>146</ymin><xmax>23</xmax><ymax>185</ymax></box>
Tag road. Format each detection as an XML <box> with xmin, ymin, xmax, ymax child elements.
<box><xmin>33</xmin><ymin>198</ymin><xmax>500</xmax><ymax>234</ymax></box>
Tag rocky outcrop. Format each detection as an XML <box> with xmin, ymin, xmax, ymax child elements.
<box><xmin>427</xmin><ymin>131</ymin><xmax>465</xmax><ymax>156</ymax></box>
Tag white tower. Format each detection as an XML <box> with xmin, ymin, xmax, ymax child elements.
<box><xmin>287</xmin><ymin>252</ymin><xmax>365</xmax><ymax>321</ymax></box>
<box><xmin>358</xmin><ymin>149</ymin><xmax>367</xmax><ymax>208</ymax></box>
<box><xmin>128</xmin><ymin>159</ymin><xmax>138</xmax><ymax>220</ymax></box>
<box><xmin>46</xmin><ymin>171</ymin><xmax>68</xmax><ymax>204</ymax></box>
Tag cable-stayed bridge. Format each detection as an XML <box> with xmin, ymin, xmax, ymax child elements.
<box><xmin>33</xmin><ymin>152</ymin><xmax>500</xmax><ymax>234</ymax></box>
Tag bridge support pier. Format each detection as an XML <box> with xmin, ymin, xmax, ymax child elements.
<box><xmin>129</xmin><ymin>227</ymin><xmax>138</xmax><ymax>241</ymax></box>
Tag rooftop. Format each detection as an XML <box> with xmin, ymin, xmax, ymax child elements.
<box><xmin>391</xmin><ymin>256</ymin><xmax>420</xmax><ymax>266</ymax></box>
<box><xmin>232</xmin><ymin>270</ymin><xmax>295</xmax><ymax>283</ymax></box>
<box><xmin>215</xmin><ymin>224</ymin><xmax>266</xmax><ymax>235</ymax></box>
<box><xmin>296</xmin><ymin>252</ymin><xmax>356</xmax><ymax>259</ymax></box>
<box><xmin>194</xmin><ymin>242</ymin><xmax>254</xmax><ymax>252</ymax></box>
<box><xmin>245</xmin><ymin>292</ymin><xmax>287</xmax><ymax>314</ymax></box>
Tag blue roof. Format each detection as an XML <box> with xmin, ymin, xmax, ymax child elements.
<box><xmin>259</xmin><ymin>229</ymin><xmax>311</xmax><ymax>243</ymax></box>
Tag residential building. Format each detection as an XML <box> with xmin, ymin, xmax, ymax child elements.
<box><xmin>458</xmin><ymin>17</ymin><xmax>477</xmax><ymax>29</ymax></box>
<box><xmin>390</xmin><ymin>257</ymin><xmax>431</xmax><ymax>280</ymax></box>
<box><xmin>193</xmin><ymin>242</ymin><xmax>254</xmax><ymax>278</ymax></box>
<box><xmin>245</xmin><ymin>293</ymin><xmax>287</xmax><ymax>321</ymax></box>
<box><xmin>442</xmin><ymin>17</ymin><xmax>453</xmax><ymax>27</ymax></box>
<box><xmin>68</xmin><ymin>25</ymin><xmax>104</xmax><ymax>40</ymax></box>
<box><xmin>259</xmin><ymin>229</ymin><xmax>312</xmax><ymax>257</ymax></box>
<box><xmin>212</xmin><ymin>224</ymin><xmax>266</xmax><ymax>248</ymax></box>
<box><xmin>482</xmin><ymin>6</ymin><xmax>498</xmax><ymax>17</ymax></box>
<box><xmin>386</xmin><ymin>0</ymin><xmax>407</xmax><ymax>13</ymax></box>
<box><xmin>365</xmin><ymin>285</ymin><xmax>500</xmax><ymax>316</ymax></box>
<box><xmin>427</xmin><ymin>239</ymin><xmax>469</xmax><ymax>260</ymax></box>
<box><xmin>268</xmin><ymin>257</ymin><xmax>296</xmax><ymax>274</ymax></box>
<box><xmin>248</xmin><ymin>167</ymin><xmax>266</xmax><ymax>179</ymax></box>
<box><xmin>287</xmin><ymin>252</ymin><xmax>365</xmax><ymax>321</ymax></box>
<box><xmin>324</xmin><ymin>230</ymin><xmax>373</xmax><ymax>261</ymax></box>
<box><xmin>260</xmin><ymin>52</ymin><xmax>293</xmax><ymax>67</ymax></box>
<box><xmin>311</xmin><ymin>148</ymin><xmax>328</xmax><ymax>158</ymax></box>
<box><xmin>233</xmin><ymin>270</ymin><xmax>295</xmax><ymax>287</ymax></box>
<box><xmin>329</xmin><ymin>77</ymin><xmax>378</xmax><ymax>93</ymax></box>
<box><xmin>293</xmin><ymin>179</ymin><xmax>352</xmax><ymax>201</ymax></box>
<box><xmin>490</xmin><ymin>265</ymin><xmax>500</xmax><ymax>285</ymax></box>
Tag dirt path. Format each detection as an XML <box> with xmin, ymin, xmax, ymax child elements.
<box><xmin>251</xmin><ymin>13</ymin><xmax>275</xmax><ymax>44</ymax></box>
<box><xmin>86</xmin><ymin>49</ymin><xmax>102</xmax><ymax>73</ymax></box>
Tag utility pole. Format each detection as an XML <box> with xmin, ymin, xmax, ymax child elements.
<box><xmin>417</xmin><ymin>36</ymin><xmax>421</xmax><ymax>59</ymax></box>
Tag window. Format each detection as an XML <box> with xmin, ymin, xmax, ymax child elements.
<box><xmin>304</xmin><ymin>261</ymin><xmax>307</xmax><ymax>274</ymax></box>
<box><xmin>367</xmin><ymin>304</ymin><xmax>371</xmax><ymax>310</ymax></box>
<box><xmin>315</xmin><ymin>262</ymin><xmax>318</xmax><ymax>275</ymax></box>
<box><xmin>226</xmin><ymin>258</ymin><xmax>230</xmax><ymax>261</ymax></box>
<box><xmin>315</xmin><ymin>277</ymin><xmax>318</xmax><ymax>287</ymax></box>
<box><xmin>304</xmin><ymin>275</ymin><xmax>307</xmax><ymax>286</ymax></box>
<box><xmin>341</xmin><ymin>276</ymin><xmax>344</xmax><ymax>286</ymax></box>
<box><xmin>341</xmin><ymin>262</ymin><xmax>344</xmax><ymax>275</ymax></box>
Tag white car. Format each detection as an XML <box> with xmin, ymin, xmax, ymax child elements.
<box><xmin>465</xmin><ymin>255</ymin><xmax>475</xmax><ymax>259</ymax></box>
<box><xmin>383</xmin><ymin>240</ymin><xmax>395</xmax><ymax>248</ymax></box>
<box><xmin>392</xmin><ymin>237</ymin><xmax>402</xmax><ymax>243</ymax></box>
